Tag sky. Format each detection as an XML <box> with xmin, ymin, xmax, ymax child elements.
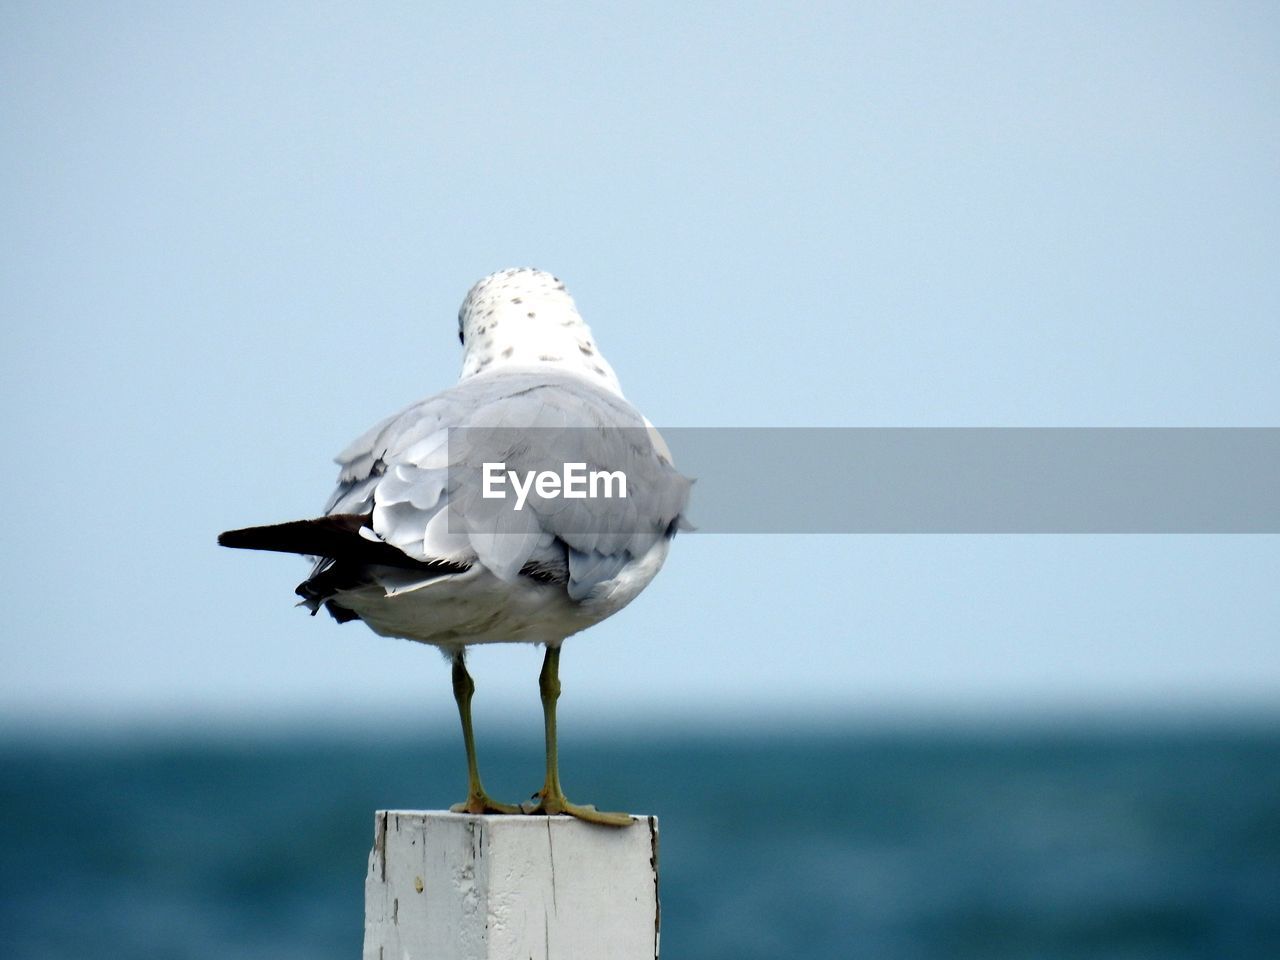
<box><xmin>2</xmin><ymin>1</ymin><xmax>1277</xmax><ymax>731</ymax></box>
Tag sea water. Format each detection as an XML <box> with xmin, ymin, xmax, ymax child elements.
<box><xmin>2</xmin><ymin>721</ymin><xmax>1277</xmax><ymax>959</ymax></box>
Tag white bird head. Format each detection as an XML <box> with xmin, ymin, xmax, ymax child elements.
<box><xmin>456</xmin><ymin>268</ymin><xmax>623</xmax><ymax>395</ymax></box>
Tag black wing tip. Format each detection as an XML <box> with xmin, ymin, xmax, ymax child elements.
<box><xmin>218</xmin><ymin>527</ymin><xmax>256</xmax><ymax>548</ymax></box>
<box><xmin>217</xmin><ymin>516</ymin><xmax>368</xmax><ymax>554</ymax></box>
<box><xmin>218</xmin><ymin>523</ymin><xmax>308</xmax><ymax>550</ymax></box>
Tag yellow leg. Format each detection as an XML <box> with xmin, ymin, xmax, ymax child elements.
<box><xmin>523</xmin><ymin>644</ymin><xmax>633</xmax><ymax>827</ymax></box>
<box><xmin>448</xmin><ymin>652</ymin><xmax>519</xmax><ymax>815</ymax></box>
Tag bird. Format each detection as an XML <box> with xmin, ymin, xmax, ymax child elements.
<box><xmin>219</xmin><ymin>268</ymin><xmax>691</xmax><ymax>826</ymax></box>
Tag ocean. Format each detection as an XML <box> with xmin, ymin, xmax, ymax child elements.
<box><xmin>2</xmin><ymin>721</ymin><xmax>1277</xmax><ymax>959</ymax></box>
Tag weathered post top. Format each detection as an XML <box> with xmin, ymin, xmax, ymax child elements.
<box><xmin>364</xmin><ymin>811</ymin><xmax>660</xmax><ymax>960</ymax></box>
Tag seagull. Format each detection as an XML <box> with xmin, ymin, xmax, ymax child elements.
<box><xmin>219</xmin><ymin>268</ymin><xmax>691</xmax><ymax>826</ymax></box>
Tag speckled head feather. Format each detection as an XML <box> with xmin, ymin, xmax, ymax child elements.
<box><xmin>456</xmin><ymin>268</ymin><xmax>623</xmax><ymax>395</ymax></box>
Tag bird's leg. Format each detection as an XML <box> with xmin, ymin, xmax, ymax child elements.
<box><xmin>539</xmin><ymin>643</ymin><xmax>565</xmax><ymax>802</ymax></box>
<box><xmin>448</xmin><ymin>652</ymin><xmax>519</xmax><ymax>815</ymax></box>
<box><xmin>523</xmin><ymin>644</ymin><xmax>633</xmax><ymax>827</ymax></box>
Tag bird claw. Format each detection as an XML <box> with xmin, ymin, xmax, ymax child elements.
<box><xmin>522</xmin><ymin>792</ymin><xmax>634</xmax><ymax>827</ymax></box>
<box><xmin>450</xmin><ymin>793</ymin><xmax>522</xmax><ymax>815</ymax></box>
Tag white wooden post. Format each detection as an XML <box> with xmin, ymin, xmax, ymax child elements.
<box><xmin>363</xmin><ymin>811</ymin><xmax>660</xmax><ymax>960</ymax></box>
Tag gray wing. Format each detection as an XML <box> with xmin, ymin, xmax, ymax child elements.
<box><xmin>324</xmin><ymin>372</ymin><xmax>691</xmax><ymax>599</ymax></box>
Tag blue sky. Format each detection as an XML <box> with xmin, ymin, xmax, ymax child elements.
<box><xmin>2</xmin><ymin>1</ymin><xmax>1277</xmax><ymax>728</ymax></box>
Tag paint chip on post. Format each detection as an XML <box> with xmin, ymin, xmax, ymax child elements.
<box><xmin>363</xmin><ymin>811</ymin><xmax>660</xmax><ymax>960</ymax></box>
